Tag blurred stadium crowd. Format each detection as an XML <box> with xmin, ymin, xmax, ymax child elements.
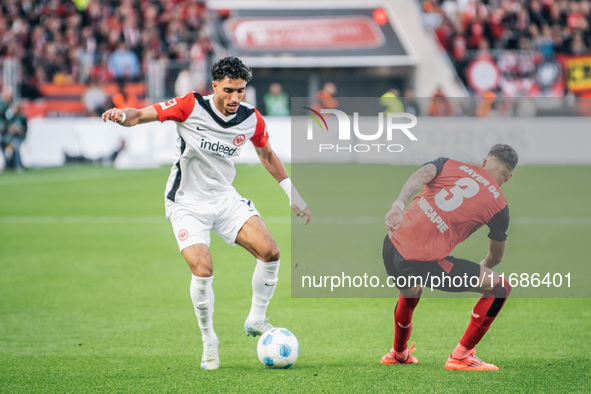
<box><xmin>0</xmin><ymin>0</ymin><xmax>590</xmax><ymax>119</ymax></box>
<box><xmin>0</xmin><ymin>0</ymin><xmax>212</xmax><ymax>98</ymax></box>
<box><xmin>426</xmin><ymin>0</ymin><xmax>590</xmax><ymax>55</ymax></box>
<box><xmin>422</xmin><ymin>0</ymin><xmax>591</xmax><ymax>96</ymax></box>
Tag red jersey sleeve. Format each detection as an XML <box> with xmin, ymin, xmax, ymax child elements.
<box><xmin>152</xmin><ymin>92</ymin><xmax>196</xmax><ymax>122</ymax></box>
<box><xmin>250</xmin><ymin>108</ymin><xmax>269</xmax><ymax>148</ymax></box>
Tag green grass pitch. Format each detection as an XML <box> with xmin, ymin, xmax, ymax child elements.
<box><xmin>0</xmin><ymin>164</ymin><xmax>589</xmax><ymax>392</ymax></box>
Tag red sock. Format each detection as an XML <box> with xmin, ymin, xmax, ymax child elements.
<box><xmin>393</xmin><ymin>290</ymin><xmax>422</xmax><ymax>352</ymax></box>
<box><xmin>459</xmin><ymin>280</ymin><xmax>512</xmax><ymax>350</ymax></box>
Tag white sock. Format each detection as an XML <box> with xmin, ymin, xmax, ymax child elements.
<box><xmin>247</xmin><ymin>259</ymin><xmax>280</xmax><ymax>323</ymax></box>
<box><xmin>190</xmin><ymin>275</ymin><xmax>217</xmax><ymax>342</ymax></box>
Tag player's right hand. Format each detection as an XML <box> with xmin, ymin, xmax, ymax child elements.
<box><xmin>102</xmin><ymin>107</ymin><xmax>126</xmax><ymax>123</ymax></box>
<box><xmin>385</xmin><ymin>206</ymin><xmax>403</xmax><ymax>232</ymax></box>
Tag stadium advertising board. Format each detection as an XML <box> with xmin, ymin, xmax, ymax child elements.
<box><xmin>228</xmin><ymin>17</ymin><xmax>385</xmax><ymax>50</ymax></box>
<box><xmin>208</xmin><ymin>3</ymin><xmax>411</xmax><ymax>67</ymax></box>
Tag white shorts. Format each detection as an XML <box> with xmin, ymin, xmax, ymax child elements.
<box><xmin>165</xmin><ymin>191</ymin><xmax>260</xmax><ymax>251</ymax></box>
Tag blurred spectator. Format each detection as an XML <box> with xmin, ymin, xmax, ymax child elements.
<box><xmin>175</xmin><ymin>69</ymin><xmax>192</xmax><ymax>97</ymax></box>
<box><xmin>91</xmin><ymin>57</ymin><xmax>115</xmax><ymax>85</ymax></box>
<box><xmin>422</xmin><ymin>1</ymin><xmax>444</xmax><ymax>30</ymax></box>
<box><xmin>174</xmin><ymin>67</ymin><xmax>211</xmax><ymax>97</ymax></box>
<box><xmin>537</xmin><ymin>24</ymin><xmax>556</xmax><ymax>59</ymax></box>
<box><xmin>0</xmin><ymin>89</ymin><xmax>14</xmax><ymax>161</ymax></box>
<box><xmin>428</xmin><ymin>86</ymin><xmax>454</xmax><ymax>116</ymax></box>
<box><xmin>380</xmin><ymin>89</ymin><xmax>404</xmax><ymax>114</ymax></box>
<box><xmin>19</xmin><ymin>73</ymin><xmax>41</xmax><ymax>100</ymax></box>
<box><xmin>570</xmin><ymin>30</ymin><xmax>588</xmax><ymax>55</ymax></box>
<box><xmin>108</xmin><ymin>42</ymin><xmax>141</xmax><ymax>80</ymax></box>
<box><xmin>112</xmin><ymin>79</ymin><xmax>138</xmax><ymax>109</ymax></box>
<box><xmin>263</xmin><ymin>83</ymin><xmax>290</xmax><ymax>116</ymax></box>
<box><xmin>476</xmin><ymin>91</ymin><xmax>497</xmax><ymax>117</ymax></box>
<box><xmin>82</xmin><ymin>80</ymin><xmax>109</xmax><ymax>116</ymax></box>
<box><xmin>403</xmin><ymin>88</ymin><xmax>421</xmax><ymax>116</ymax></box>
<box><xmin>3</xmin><ymin>102</ymin><xmax>28</xmax><ymax>171</ymax></box>
<box><xmin>312</xmin><ymin>82</ymin><xmax>339</xmax><ymax>111</ymax></box>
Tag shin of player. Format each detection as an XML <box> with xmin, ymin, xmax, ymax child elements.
<box><xmin>244</xmin><ymin>177</ymin><xmax>308</xmax><ymax>336</ymax></box>
<box><xmin>393</xmin><ymin>288</ymin><xmax>422</xmax><ymax>361</ymax></box>
<box><xmin>248</xmin><ymin>258</ymin><xmax>280</xmax><ymax>324</ymax></box>
<box><xmin>190</xmin><ymin>274</ymin><xmax>217</xmax><ymax>343</ymax></box>
<box><xmin>245</xmin><ymin>176</ymin><xmax>307</xmax><ymax>323</ymax></box>
<box><xmin>451</xmin><ymin>275</ymin><xmax>512</xmax><ymax>359</ymax></box>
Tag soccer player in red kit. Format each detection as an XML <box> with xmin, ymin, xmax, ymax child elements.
<box><xmin>102</xmin><ymin>57</ymin><xmax>311</xmax><ymax>370</ymax></box>
<box><xmin>381</xmin><ymin>144</ymin><xmax>518</xmax><ymax>371</ymax></box>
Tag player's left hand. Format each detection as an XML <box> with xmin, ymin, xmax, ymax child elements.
<box><xmin>292</xmin><ymin>205</ymin><xmax>311</xmax><ymax>225</ymax></box>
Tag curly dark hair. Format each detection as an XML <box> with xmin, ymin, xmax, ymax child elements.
<box><xmin>211</xmin><ymin>56</ymin><xmax>252</xmax><ymax>82</ymax></box>
<box><xmin>488</xmin><ymin>144</ymin><xmax>518</xmax><ymax>172</ymax></box>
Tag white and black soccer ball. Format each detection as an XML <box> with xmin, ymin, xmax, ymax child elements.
<box><xmin>256</xmin><ymin>327</ymin><xmax>299</xmax><ymax>368</ymax></box>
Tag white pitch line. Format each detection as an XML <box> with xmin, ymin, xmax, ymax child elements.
<box><xmin>0</xmin><ymin>216</ymin><xmax>166</xmax><ymax>224</ymax></box>
<box><xmin>0</xmin><ymin>216</ymin><xmax>589</xmax><ymax>225</ymax></box>
<box><xmin>0</xmin><ymin>215</ymin><xmax>291</xmax><ymax>224</ymax></box>
<box><xmin>511</xmin><ymin>217</ymin><xmax>591</xmax><ymax>225</ymax></box>
<box><xmin>0</xmin><ymin>171</ymin><xmax>149</xmax><ymax>186</ymax></box>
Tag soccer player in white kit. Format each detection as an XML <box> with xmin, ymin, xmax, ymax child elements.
<box><xmin>102</xmin><ymin>57</ymin><xmax>311</xmax><ymax>370</ymax></box>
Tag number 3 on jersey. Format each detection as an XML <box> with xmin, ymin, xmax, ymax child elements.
<box><xmin>434</xmin><ymin>177</ymin><xmax>480</xmax><ymax>212</ymax></box>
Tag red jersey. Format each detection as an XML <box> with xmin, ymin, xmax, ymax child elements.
<box><xmin>390</xmin><ymin>158</ymin><xmax>509</xmax><ymax>262</ymax></box>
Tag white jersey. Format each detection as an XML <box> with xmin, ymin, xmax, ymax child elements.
<box><xmin>153</xmin><ymin>92</ymin><xmax>269</xmax><ymax>203</ymax></box>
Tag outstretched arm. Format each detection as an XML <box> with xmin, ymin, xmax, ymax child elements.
<box><xmin>101</xmin><ymin>105</ymin><xmax>159</xmax><ymax>127</ymax></box>
<box><xmin>255</xmin><ymin>142</ymin><xmax>311</xmax><ymax>225</ymax></box>
<box><xmin>385</xmin><ymin>162</ymin><xmax>438</xmax><ymax>232</ymax></box>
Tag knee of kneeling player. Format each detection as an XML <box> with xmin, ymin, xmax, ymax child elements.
<box><xmin>503</xmin><ymin>280</ymin><xmax>512</xmax><ymax>297</ymax></box>
<box><xmin>492</xmin><ymin>279</ymin><xmax>512</xmax><ymax>298</ymax></box>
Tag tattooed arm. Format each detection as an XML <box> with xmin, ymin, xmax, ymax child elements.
<box><xmin>385</xmin><ymin>163</ymin><xmax>438</xmax><ymax>233</ymax></box>
<box><xmin>395</xmin><ymin>163</ymin><xmax>438</xmax><ymax>206</ymax></box>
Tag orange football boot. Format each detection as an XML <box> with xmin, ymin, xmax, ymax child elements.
<box><xmin>444</xmin><ymin>350</ymin><xmax>498</xmax><ymax>371</ymax></box>
<box><xmin>381</xmin><ymin>342</ymin><xmax>418</xmax><ymax>365</ymax></box>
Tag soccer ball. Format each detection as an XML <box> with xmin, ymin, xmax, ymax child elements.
<box><xmin>256</xmin><ymin>327</ymin><xmax>299</xmax><ymax>368</ymax></box>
